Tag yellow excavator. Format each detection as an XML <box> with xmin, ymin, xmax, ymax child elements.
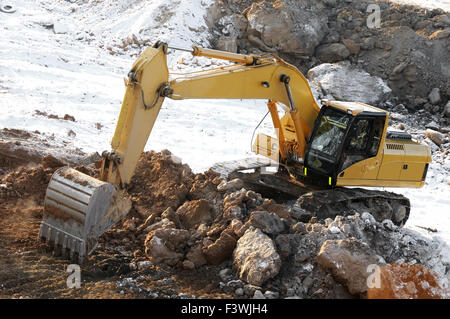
<box><xmin>38</xmin><ymin>42</ymin><xmax>431</xmax><ymax>262</ymax></box>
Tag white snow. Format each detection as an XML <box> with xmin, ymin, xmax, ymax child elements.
<box><xmin>391</xmin><ymin>0</ymin><xmax>450</xmax><ymax>11</ymax></box>
<box><xmin>0</xmin><ymin>0</ymin><xmax>449</xmax><ymax>279</ymax></box>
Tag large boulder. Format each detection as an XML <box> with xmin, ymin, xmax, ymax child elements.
<box><xmin>315</xmin><ymin>43</ymin><xmax>350</xmax><ymax>63</ymax></box>
<box><xmin>317</xmin><ymin>238</ymin><xmax>383</xmax><ymax>295</ymax></box>
<box><xmin>176</xmin><ymin>199</ymin><xmax>211</xmax><ymax>229</ymax></box>
<box><xmin>246</xmin><ymin>210</ymin><xmax>285</xmax><ymax>235</ymax></box>
<box><xmin>202</xmin><ymin>229</ymin><xmax>237</xmax><ymax>265</ymax></box>
<box><xmin>144</xmin><ymin>228</ymin><xmax>190</xmax><ymax>266</ymax></box>
<box><xmin>246</xmin><ymin>0</ymin><xmax>328</xmax><ymax>57</ymax></box>
<box><xmin>308</xmin><ymin>62</ymin><xmax>392</xmax><ymax>105</ymax></box>
<box><xmin>425</xmin><ymin>129</ymin><xmax>445</xmax><ymax>146</ymax></box>
<box><xmin>367</xmin><ymin>264</ymin><xmax>448</xmax><ymax>299</ymax></box>
<box><xmin>233</xmin><ymin>227</ymin><xmax>281</xmax><ymax>286</ymax></box>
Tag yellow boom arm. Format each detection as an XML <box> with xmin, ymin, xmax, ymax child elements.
<box><xmin>100</xmin><ymin>42</ymin><xmax>320</xmax><ymax>187</ymax></box>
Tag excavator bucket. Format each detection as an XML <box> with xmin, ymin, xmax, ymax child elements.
<box><xmin>39</xmin><ymin>167</ymin><xmax>131</xmax><ymax>263</ymax></box>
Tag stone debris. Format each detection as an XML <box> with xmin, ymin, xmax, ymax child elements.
<box><xmin>233</xmin><ymin>227</ymin><xmax>282</xmax><ymax>286</ymax></box>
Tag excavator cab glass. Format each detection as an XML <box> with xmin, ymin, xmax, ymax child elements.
<box><xmin>340</xmin><ymin>116</ymin><xmax>385</xmax><ymax>170</ymax></box>
<box><xmin>305</xmin><ymin>106</ymin><xmax>386</xmax><ymax>185</ymax></box>
<box><xmin>305</xmin><ymin>107</ymin><xmax>351</xmax><ymax>178</ymax></box>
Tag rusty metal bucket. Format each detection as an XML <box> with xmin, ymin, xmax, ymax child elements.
<box><xmin>39</xmin><ymin>167</ymin><xmax>131</xmax><ymax>263</ymax></box>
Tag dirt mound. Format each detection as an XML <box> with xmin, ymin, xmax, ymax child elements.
<box><xmin>127</xmin><ymin>150</ymin><xmax>195</xmax><ymax>218</ymax></box>
<box><xmin>0</xmin><ymin>129</ymin><xmax>43</xmax><ymax>173</ymax></box>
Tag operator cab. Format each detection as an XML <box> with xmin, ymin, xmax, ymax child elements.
<box><xmin>304</xmin><ymin>101</ymin><xmax>387</xmax><ymax>187</ymax></box>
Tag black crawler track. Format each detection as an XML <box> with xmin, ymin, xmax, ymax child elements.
<box><xmin>212</xmin><ymin>158</ymin><xmax>411</xmax><ymax>227</ymax></box>
<box><xmin>295</xmin><ymin>187</ymin><xmax>410</xmax><ymax>227</ymax></box>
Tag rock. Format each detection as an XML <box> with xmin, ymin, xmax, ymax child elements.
<box><xmin>176</xmin><ymin>199</ymin><xmax>211</xmax><ymax>229</ymax></box>
<box><xmin>224</xmin><ymin>279</ymin><xmax>244</xmax><ymax>294</ymax></box>
<box><xmin>203</xmin><ymin>229</ymin><xmax>237</xmax><ymax>265</ymax></box>
<box><xmin>425</xmin><ymin>129</ymin><xmax>445</xmax><ymax>146</ymax></box>
<box><xmin>428</xmin><ymin>88</ymin><xmax>441</xmax><ymax>105</ymax></box>
<box><xmin>216</xmin><ymin>14</ymin><xmax>247</xmax><ymax>39</ymax></box>
<box><xmin>367</xmin><ymin>264</ymin><xmax>448</xmax><ymax>299</ymax></box>
<box><xmin>217</xmin><ymin>178</ymin><xmax>244</xmax><ymax>192</ymax></box>
<box><xmin>247</xmin><ymin>34</ymin><xmax>277</xmax><ymax>52</ymax></box>
<box><xmin>429</xmin><ymin>29</ymin><xmax>450</xmax><ymax>40</ymax></box>
<box><xmin>246</xmin><ymin>0</ymin><xmax>328</xmax><ymax>57</ymax></box>
<box><xmin>393</xmin><ymin>104</ymin><xmax>408</xmax><ymax>114</ymax></box>
<box><xmin>425</xmin><ymin>121</ymin><xmax>440</xmax><ymax>131</ymax></box>
<box><xmin>317</xmin><ymin>238</ymin><xmax>383</xmax><ymax>295</ymax></box>
<box><xmin>243</xmin><ymin>284</ymin><xmax>262</xmax><ymax>296</ymax></box>
<box><xmin>275</xmin><ymin>234</ymin><xmax>291</xmax><ymax>259</ymax></box>
<box><xmin>188</xmin><ymin>171</ymin><xmax>222</xmax><ymax>203</ymax></box>
<box><xmin>413</xmin><ymin>97</ymin><xmax>428</xmax><ymax>109</ymax></box>
<box><xmin>291</xmin><ymin>222</ymin><xmax>308</xmax><ymax>234</ymax></box>
<box><xmin>143</xmin><ymin>216</ymin><xmax>175</xmax><ymax>233</ymax></box>
<box><xmin>235</xmin><ymin>288</ymin><xmax>244</xmax><ymax>296</ymax></box>
<box><xmin>182</xmin><ymin>260</ymin><xmax>196</xmax><ymax>270</ymax></box>
<box><xmin>233</xmin><ymin>227</ymin><xmax>281</xmax><ymax>286</ymax></box>
<box><xmin>260</xmin><ymin>199</ymin><xmax>290</xmax><ymax>218</ymax></box>
<box><xmin>161</xmin><ymin>207</ymin><xmax>181</xmax><ymax>227</ymax></box>
<box><xmin>216</xmin><ymin>36</ymin><xmax>238</xmax><ymax>53</ymax></box>
<box><xmin>264</xmin><ymin>290</ymin><xmax>279</xmax><ymax>299</ymax></box>
<box><xmin>308</xmin><ymin>62</ymin><xmax>392</xmax><ymax>105</ymax></box>
<box><xmin>137</xmin><ymin>261</ymin><xmax>151</xmax><ymax>271</ymax></box>
<box><xmin>342</xmin><ymin>39</ymin><xmax>361</xmax><ymax>55</ymax></box>
<box><xmin>423</xmin><ymin>138</ymin><xmax>440</xmax><ymax>152</ymax></box>
<box><xmin>360</xmin><ymin>37</ymin><xmax>376</xmax><ymax>50</ymax></box>
<box><xmin>41</xmin><ymin>155</ymin><xmax>64</xmax><ymax>169</ymax></box>
<box><xmin>316</xmin><ymin>43</ymin><xmax>350</xmax><ymax>62</ymax></box>
<box><xmin>246</xmin><ymin>210</ymin><xmax>285</xmax><ymax>235</ymax></box>
<box><xmin>186</xmin><ymin>244</ymin><xmax>208</xmax><ymax>267</ymax></box>
<box><xmin>63</xmin><ymin>114</ymin><xmax>75</xmax><ymax>121</ymax></box>
<box><xmin>291</xmin><ymin>206</ymin><xmax>312</xmax><ymax>222</ymax></box>
<box><xmin>328</xmin><ymin>226</ymin><xmax>341</xmax><ymax>234</ymax></box>
<box><xmin>222</xmin><ymin>189</ymin><xmax>263</xmax><ymax>221</ymax></box>
<box><xmin>144</xmin><ymin>235</ymin><xmax>184</xmax><ymax>266</ymax></box>
<box><xmin>361</xmin><ymin>212</ymin><xmax>376</xmax><ymax>225</ymax></box>
<box><xmin>253</xmin><ymin>290</ymin><xmax>266</xmax><ymax>299</ymax></box>
<box><xmin>147</xmin><ymin>228</ymin><xmax>190</xmax><ymax>249</ymax></box>
<box><xmin>229</xmin><ymin>219</ymin><xmax>244</xmax><ymax>237</ymax></box>
<box><xmin>392</xmin><ymin>62</ymin><xmax>409</xmax><ymax>75</ymax></box>
<box><xmin>77</xmin><ymin>152</ymin><xmax>101</xmax><ymax>166</ymax></box>
<box><xmin>219</xmin><ymin>268</ymin><xmax>233</xmax><ymax>282</ymax></box>
<box><xmin>444</xmin><ymin>101</ymin><xmax>450</xmax><ymax>118</ymax></box>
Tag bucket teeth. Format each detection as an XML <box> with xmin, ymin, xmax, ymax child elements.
<box><xmin>62</xmin><ymin>235</ymin><xmax>68</xmax><ymax>251</ymax></box>
<box><xmin>46</xmin><ymin>226</ymin><xmax>52</xmax><ymax>243</ymax></box>
<box><xmin>38</xmin><ymin>222</ymin><xmax>87</xmax><ymax>263</ymax></box>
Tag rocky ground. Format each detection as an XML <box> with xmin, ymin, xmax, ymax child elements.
<box><xmin>209</xmin><ymin>0</ymin><xmax>449</xmax><ymax>110</ymax></box>
<box><xmin>0</xmin><ymin>133</ymin><xmax>449</xmax><ymax>299</ymax></box>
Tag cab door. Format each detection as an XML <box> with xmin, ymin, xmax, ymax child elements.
<box><xmin>338</xmin><ymin>116</ymin><xmax>385</xmax><ymax>180</ymax></box>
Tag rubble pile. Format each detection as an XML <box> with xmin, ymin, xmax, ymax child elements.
<box><xmin>95</xmin><ymin>150</ymin><xmax>449</xmax><ymax>299</ymax></box>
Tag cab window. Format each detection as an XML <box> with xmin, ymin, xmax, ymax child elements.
<box><xmin>341</xmin><ymin>117</ymin><xmax>384</xmax><ymax>170</ymax></box>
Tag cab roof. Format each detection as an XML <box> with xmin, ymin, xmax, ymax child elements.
<box><xmin>323</xmin><ymin>100</ymin><xmax>388</xmax><ymax>116</ymax></box>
